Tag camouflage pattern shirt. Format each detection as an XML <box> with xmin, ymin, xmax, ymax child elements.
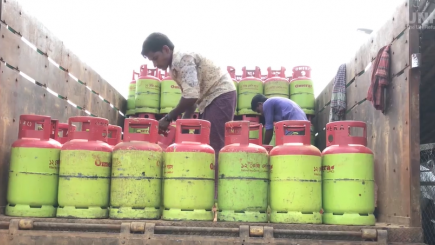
<box><xmin>170</xmin><ymin>47</ymin><xmax>236</xmax><ymax>114</ymax></box>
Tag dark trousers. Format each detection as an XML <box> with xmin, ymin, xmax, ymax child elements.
<box><xmin>200</xmin><ymin>90</ymin><xmax>237</xmax><ymax>199</ymax></box>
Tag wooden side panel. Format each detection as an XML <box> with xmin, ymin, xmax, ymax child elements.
<box><xmin>315</xmin><ymin>1</ymin><xmax>418</xmax><ymax>226</ymax></box>
<box><xmin>0</xmin><ymin>0</ymin><xmax>127</xmax><ymax>113</ymax></box>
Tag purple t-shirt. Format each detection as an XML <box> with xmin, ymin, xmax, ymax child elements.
<box><xmin>263</xmin><ymin>97</ymin><xmax>307</xmax><ymax>130</ymax></box>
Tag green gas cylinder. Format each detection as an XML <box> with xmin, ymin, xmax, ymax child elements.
<box><xmin>135</xmin><ymin>65</ymin><xmax>161</xmax><ymax>114</ymax></box>
<box><xmin>160</xmin><ymin>71</ymin><xmax>182</xmax><ymax>114</ymax></box>
<box><xmin>6</xmin><ymin>115</ymin><xmax>62</xmax><ymax>217</ymax></box>
<box><xmin>238</xmin><ymin>66</ymin><xmax>263</xmax><ymax>115</ymax></box>
<box><xmin>270</xmin><ymin>120</ymin><xmax>322</xmax><ymax>224</ymax></box>
<box><xmin>218</xmin><ymin>121</ymin><xmax>269</xmax><ymax>222</ymax></box>
<box><xmin>322</xmin><ymin>121</ymin><xmax>375</xmax><ymax>225</ymax></box>
<box><xmin>162</xmin><ymin>119</ymin><xmax>215</xmax><ymax>221</ymax></box>
<box><xmin>110</xmin><ymin>118</ymin><xmax>163</xmax><ymax>219</ymax></box>
<box><xmin>264</xmin><ymin>67</ymin><xmax>289</xmax><ymax>99</ymax></box>
<box><xmin>127</xmin><ymin>71</ymin><xmax>139</xmax><ymax>116</ymax></box>
<box><xmin>263</xmin><ymin>127</ymin><xmax>276</xmax><ymax>146</ymax></box>
<box><xmin>289</xmin><ymin>77</ymin><xmax>315</xmax><ymax>116</ymax></box>
<box><xmin>56</xmin><ymin>117</ymin><xmax>112</xmax><ymax>219</ymax></box>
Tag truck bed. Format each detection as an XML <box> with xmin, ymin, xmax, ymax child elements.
<box><xmin>0</xmin><ymin>215</ymin><xmax>423</xmax><ymax>245</ymax></box>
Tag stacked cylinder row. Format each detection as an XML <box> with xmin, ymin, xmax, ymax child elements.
<box><xmin>6</xmin><ymin>115</ymin><xmax>375</xmax><ymax>226</ymax></box>
<box><xmin>126</xmin><ymin>65</ymin><xmax>316</xmax><ymax>118</ymax></box>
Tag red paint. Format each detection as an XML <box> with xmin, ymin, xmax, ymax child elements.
<box><xmin>61</xmin><ymin>116</ymin><xmax>112</xmax><ymax>153</ymax></box>
<box><xmin>139</xmin><ymin>64</ymin><xmax>161</xmax><ymax>81</ymax></box>
<box><xmin>130</xmin><ymin>70</ymin><xmax>138</xmax><ymax>86</ymax></box>
<box><xmin>107</xmin><ymin>125</ymin><xmax>122</xmax><ymax>147</ymax></box>
<box><xmin>12</xmin><ymin>115</ymin><xmax>62</xmax><ymax>149</ymax></box>
<box><xmin>227</xmin><ymin>66</ymin><xmax>236</xmax><ymax>79</ymax></box>
<box><xmin>263</xmin><ymin>145</ymin><xmax>273</xmax><ymax>153</ymax></box>
<box><xmin>114</xmin><ymin>118</ymin><xmax>162</xmax><ymax>153</ymax></box>
<box><xmin>221</xmin><ymin>121</ymin><xmax>267</xmax><ymax>154</ymax></box>
<box><xmin>165</xmin><ymin>119</ymin><xmax>215</xmax><ymax>154</ymax></box>
<box><xmin>264</xmin><ymin>66</ymin><xmax>289</xmax><ymax>85</ymax></box>
<box><xmin>290</xmin><ymin>76</ymin><xmax>313</xmax><ymax>84</ymax></box>
<box><xmin>56</xmin><ymin>123</ymin><xmax>75</xmax><ymax>145</ymax></box>
<box><xmin>292</xmin><ymin>66</ymin><xmax>311</xmax><ymax>79</ymax></box>
<box><xmin>270</xmin><ymin>120</ymin><xmax>321</xmax><ymax>157</ymax></box>
<box><xmin>240</xmin><ymin>66</ymin><xmax>262</xmax><ymax>83</ymax></box>
<box><xmin>322</xmin><ymin>121</ymin><xmax>373</xmax><ymax>155</ymax></box>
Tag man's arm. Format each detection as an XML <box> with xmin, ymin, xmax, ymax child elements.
<box><xmin>167</xmin><ymin>55</ymin><xmax>199</xmax><ymax>120</ymax></box>
<box><xmin>182</xmin><ymin>103</ymin><xmax>197</xmax><ymax>119</ymax></box>
<box><xmin>263</xmin><ymin>101</ymin><xmax>274</xmax><ymax>145</ymax></box>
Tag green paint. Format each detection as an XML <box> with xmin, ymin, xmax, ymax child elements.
<box><xmin>6</xmin><ymin>147</ymin><xmax>60</xmax><ymax>217</ymax></box>
<box><xmin>135</xmin><ymin>78</ymin><xmax>160</xmax><ymax>114</ymax></box>
<box><xmin>237</xmin><ymin>79</ymin><xmax>263</xmax><ymax>115</ymax></box>
<box><xmin>110</xmin><ymin>147</ymin><xmax>163</xmax><ymax>219</ymax></box>
<box><xmin>322</xmin><ymin>153</ymin><xmax>375</xmax><ymax>225</ymax></box>
<box><xmin>162</xmin><ymin>152</ymin><xmax>215</xmax><ymax>221</ymax></box>
<box><xmin>160</xmin><ymin>79</ymin><xmax>182</xmax><ymax>114</ymax></box>
<box><xmin>289</xmin><ymin>79</ymin><xmax>315</xmax><ymax>115</ymax></box>
<box><xmin>270</xmin><ymin>154</ymin><xmax>322</xmax><ymax>224</ymax></box>
<box><xmin>57</xmin><ymin>150</ymin><xmax>111</xmax><ymax>219</ymax></box>
<box><xmin>218</xmin><ymin>151</ymin><xmax>269</xmax><ymax>222</ymax></box>
<box><xmin>265</xmin><ymin>80</ymin><xmax>289</xmax><ymax>98</ymax></box>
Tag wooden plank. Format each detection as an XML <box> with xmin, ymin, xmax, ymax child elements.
<box><xmin>407</xmin><ymin>25</ymin><xmax>422</xmax><ymax>227</ymax></box>
<box><xmin>345</xmin><ymin>67</ymin><xmax>372</xmax><ymax>114</ymax></box>
<box><xmin>392</xmin><ymin>1</ymin><xmax>410</xmax><ymax>40</ymax></box>
<box><xmin>390</xmin><ymin>29</ymin><xmax>410</xmax><ymax>77</ymax></box>
<box><xmin>0</xmin><ymin>0</ymin><xmax>64</xmax><ymax>64</ymax></box>
<box><xmin>346</xmin><ymin>56</ymin><xmax>357</xmax><ymax>85</ymax></box>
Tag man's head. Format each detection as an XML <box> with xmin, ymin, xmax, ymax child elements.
<box><xmin>251</xmin><ymin>94</ymin><xmax>268</xmax><ymax>115</ymax></box>
<box><xmin>141</xmin><ymin>32</ymin><xmax>174</xmax><ymax>70</ymax></box>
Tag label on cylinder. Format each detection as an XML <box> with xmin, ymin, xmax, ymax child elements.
<box><xmin>58</xmin><ymin>150</ymin><xmax>111</xmax><ymax>208</ymax></box>
<box><xmin>322</xmin><ymin>153</ymin><xmax>374</xmax><ymax>214</ymax></box>
<box><xmin>264</xmin><ymin>80</ymin><xmax>289</xmax><ymax>97</ymax></box>
<box><xmin>7</xmin><ymin>147</ymin><xmax>60</xmax><ymax>206</ymax></box>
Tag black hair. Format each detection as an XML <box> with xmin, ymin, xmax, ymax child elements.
<box><xmin>141</xmin><ymin>32</ymin><xmax>174</xmax><ymax>57</ymax></box>
<box><xmin>251</xmin><ymin>94</ymin><xmax>268</xmax><ymax>111</ymax></box>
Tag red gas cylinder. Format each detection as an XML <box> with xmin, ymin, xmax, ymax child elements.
<box><xmin>264</xmin><ymin>66</ymin><xmax>289</xmax><ymax>99</ymax></box>
<box><xmin>56</xmin><ymin>123</ymin><xmax>75</xmax><ymax>144</ymax></box>
<box><xmin>292</xmin><ymin>66</ymin><xmax>311</xmax><ymax>79</ymax></box>
<box><xmin>269</xmin><ymin>120</ymin><xmax>322</xmax><ymax>224</ymax></box>
<box><xmin>108</xmin><ymin>125</ymin><xmax>122</xmax><ymax>148</ymax></box>
<box><xmin>6</xmin><ymin>115</ymin><xmax>62</xmax><ymax>218</ymax></box>
<box><xmin>57</xmin><ymin>116</ymin><xmax>112</xmax><ymax>219</ymax></box>
<box><xmin>162</xmin><ymin>119</ymin><xmax>215</xmax><ymax>221</ymax></box>
<box><xmin>322</xmin><ymin>121</ymin><xmax>375</xmax><ymax>225</ymax></box>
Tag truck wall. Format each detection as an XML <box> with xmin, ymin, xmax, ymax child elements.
<box><xmin>314</xmin><ymin>1</ymin><xmax>421</xmax><ymax>228</ymax></box>
<box><xmin>0</xmin><ymin>0</ymin><xmax>127</xmax><ymax>214</ymax></box>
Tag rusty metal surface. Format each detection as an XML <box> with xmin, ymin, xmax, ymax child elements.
<box><xmin>0</xmin><ymin>218</ymin><xmax>425</xmax><ymax>244</ymax></box>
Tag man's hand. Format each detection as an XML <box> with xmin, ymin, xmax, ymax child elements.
<box><xmin>158</xmin><ymin>117</ymin><xmax>171</xmax><ymax>133</ymax></box>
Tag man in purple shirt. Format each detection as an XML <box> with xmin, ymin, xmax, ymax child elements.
<box><xmin>251</xmin><ymin>94</ymin><xmax>308</xmax><ymax>145</ymax></box>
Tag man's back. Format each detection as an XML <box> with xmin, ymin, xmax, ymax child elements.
<box><xmin>263</xmin><ymin>97</ymin><xmax>307</xmax><ymax>130</ymax></box>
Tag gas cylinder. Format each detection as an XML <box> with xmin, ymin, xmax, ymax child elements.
<box><xmin>227</xmin><ymin>66</ymin><xmax>238</xmax><ymax>115</ymax></box>
<box><xmin>322</xmin><ymin>121</ymin><xmax>375</xmax><ymax>225</ymax></box>
<box><xmin>292</xmin><ymin>66</ymin><xmax>311</xmax><ymax>79</ymax></box>
<box><xmin>289</xmin><ymin>66</ymin><xmax>315</xmax><ymax>115</ymax></box>
<box><xmin>110</xmin><ymin>118</ymin><xmax>163</xmax><ymax>219</ymax></box>
<box><xmin>270</xmin><ymin>120</ymin><xmax>322</xmax><ymax>224</ymax></box>
<box><xmin>135</xmin><ymin>65</ymin><xmax>161</xmax><ymax>114</ymax></box>
<box><xmin>160</xmin><ymin>70</ymin><xmax>182</xmax><ymax>114</ymax></box>
<box><xmin>56</xmin><ymin>123</ymin><xmax>75</xmax><ymax>144</ymax></box>
<box><xmin>127</xmin><ymin>71</ymin><xmax>139</xmax><ymax>116</ymax></box>
<box><xmin>218</xmin><ymin>121</ymin><xmax>268</xmax><ymax>222</ymax></box>
<box><xmin>248</xmin><ymin>123</ymin><xmax>263</xmax><ymax>146</ymax></box>
<box><xmin>238</xmin><ymin>66</ymin><xmax>263</xmax><ymax>115</ymax></box>
<box><xmin>242</xmin><ymin>115</ymin><xmax>260</xmax><ymax>141</ymax></box>
<box><xmin>57</xmin><ymin>117</ymin><xmax>112</xmax><ymax>218</ymax></box>
<box><xmin>129</xmin><ymin>114</ymin><xmax>156</xmax><ymax>133</ymax></box>
<box><xmin>49</xmin><ymin>119</ymin><xmax>59</xmax><ymax>141</ymax></box>
<box><xmin>108</xmin><ymin>125</ymin><xmax>122</xmax><ymax>149</ymax></box>
<box><xmin>263</xmin><ymin>126</ymin><xmax>276</xmax><ymax>146</ymax></box>
<box><xmin>264</xmin><ymin>67</ymin><xmax>289</xmax><ymax>99</ymax></box>
<box><xmin>162</xmin><ymin>119</ymin><xmax>215</xmax><ymax>221</ymax></box>
<box><xmin>6</xmin><ymin>115</ymin><xmax>62</xmax><ymax>217</ymax></box>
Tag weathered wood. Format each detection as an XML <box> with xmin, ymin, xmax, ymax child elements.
<box><xmin>390</xmin><ymin>29</ymin><xmax>410</xmax><ymax>77</ymax></box>
<box><xmin>346</xmin><ymin>68</ymin><xmax>372</xmax><ymax>112</ymax></box>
